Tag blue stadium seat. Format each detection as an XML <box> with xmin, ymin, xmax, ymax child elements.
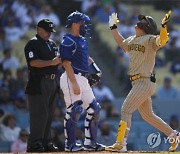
<box><xmin>0</xmin><ymin>141</ymin><xmax>12</xmax><ymax>152</ymax></box>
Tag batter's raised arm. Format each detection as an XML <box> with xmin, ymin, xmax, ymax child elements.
<box><xmin>109</xmin><ymin>13</ymin><xmax>125</xmax><ymax>48</ymax></box>
<box><xmin>156</xmin><ymin>10</ymin><xmax>171</xmax><ymax>48</ymax></box>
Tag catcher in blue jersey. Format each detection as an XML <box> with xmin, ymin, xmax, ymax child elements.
<box><xmin>59</xmin><ymin>11</ymin><xmax>104</xmax><ymax>152</ymax></box>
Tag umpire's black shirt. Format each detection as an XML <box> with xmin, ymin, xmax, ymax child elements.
<box><xmin>24</xmin><ymin>34</ymin><xmax>59</xmax><ymax>74</ymax></box>
<box><xmin>24</xmin><ymin>34</ymin><xmax>59</xmax><ymax>94</ymax></box>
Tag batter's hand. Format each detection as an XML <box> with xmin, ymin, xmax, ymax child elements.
<box><xmin>109</xmin><ymin>13</ymin><xmax>119</xmax><ymax>27</ymax></box>
<box><xmin>161</xmin><ymin>10</ymin><xmax>171</xmax><ymax>27</ymax></box>
<box><xmin>72</xmin><ymin>82</ymin><xmax>80</xmax><ymax>95</ymax></box>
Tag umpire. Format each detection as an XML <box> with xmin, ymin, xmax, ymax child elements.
<box><xmin>24</xmin><ymin>19</ymin><xmax>61</xmax><ymax>152</ymax></box>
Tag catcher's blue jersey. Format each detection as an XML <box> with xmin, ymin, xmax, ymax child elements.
<box><xmin>59</xmin><ymin>34</ymin><xmax>89</xmax><ymax>75</ymax></box>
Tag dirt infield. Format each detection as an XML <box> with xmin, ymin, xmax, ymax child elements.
<box><xmin>3</xmin><ymin>151</ymin><xmax>176</xmax><ymax>154</ymax></box>
<box><xmin>1</xmin><ymin>152</ymin><xmax>180</xmax><ymax>154</ymax></box>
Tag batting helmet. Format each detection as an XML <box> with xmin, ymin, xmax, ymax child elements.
<box><xmin>137</xmin><ymin>15</ymin><xmax>157</xmax><ymax>34</ymax></box>
<box><xmin>65</xmin><ymin>11</ymin><xmax>91</xmax><ymax>37</ymax></box>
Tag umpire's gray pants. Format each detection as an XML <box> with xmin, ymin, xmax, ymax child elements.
<box><xmin>27</xmin><ymin>77</ymin><xmax>58</xmax><ymax>146</ymax></box>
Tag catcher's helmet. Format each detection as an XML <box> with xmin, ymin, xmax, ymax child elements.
<box><xmin>65</xmin><ymin>11</ymin><xmax>91</xmax><ymax>37</ymax></box>
<box><xmin>137</xmin><ymin>15</ymin><xmax>157</xmax><ymax>34</ymax></box>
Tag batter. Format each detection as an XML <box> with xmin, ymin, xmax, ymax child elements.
<box><xmin>106</xmin><ymin>11</ymin><xmax>179</xmax><ymax>152</ymax></box>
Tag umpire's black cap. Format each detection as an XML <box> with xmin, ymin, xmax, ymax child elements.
<box><xmin>37</xmin><ymin>19</ymin><xmax>56</xmax><ymax>32</ymax></box>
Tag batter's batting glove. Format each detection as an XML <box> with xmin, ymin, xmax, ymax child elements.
<box><xmin>161</xmin><ymin>10</ymin><xmax>172</xmax><ymax>27</ymax></box>
<box><xmin>109</xmin><ymin>13</ymin><xmax>119</xmax><ymax>30</ymax></box>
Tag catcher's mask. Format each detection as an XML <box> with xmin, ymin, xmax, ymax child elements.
<box><xmin>137</xmin><ymin>15</ymin><xmax>157</xmax><ymax>34</ymax></box>
<box><xmin>65</xmin><ymin>11</ymin><xmax>91</xmax><ymax>37</ymax></box>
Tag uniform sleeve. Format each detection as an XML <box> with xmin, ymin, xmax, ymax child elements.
<box><xmin>149</xmin><ymin>35</ymin><xmax>160</xmax><ymax>51</ymax></box>
<box><xmin>59</xmin><ymin>37</ymin><xmax>76</xmax><ymax>61</ymax></box>
<box><xmin>121</xmin><ymin>36</ymin><xmax>132</xmax><ymax>52</ymax></box>
<box><xmin>24</xmin><ymin>40</ymin><xmax>39</xmax><ymax>64</ymax></box>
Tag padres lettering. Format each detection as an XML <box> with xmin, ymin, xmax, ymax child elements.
<box><xmin>128</xmin><ymin>44</ymin><xmax>145</xmax><ymax>53</ymax></box>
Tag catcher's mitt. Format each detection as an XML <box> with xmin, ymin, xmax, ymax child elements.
<box><xmin>87</xmin><ymin>73</ymin><xmax>102</xmax><ymax>87</ymax></box>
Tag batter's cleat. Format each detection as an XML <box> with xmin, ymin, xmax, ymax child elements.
<box><xmin>65</xmin><ymin>142</ymin><xmax>83</xmax><ymax>152</ymax></box>
<box><xmin>105</xmin><ymin>142</ymin><xmax>127</xmax><ymax>152</ymax></box>
<box><xmin>169</xmin><ymin>131</ymin><xmax>180</xmax><ymax>152</ymax></box>
<box><xmin>84</xmin><ymin>143</ymin><xmax>105</xmax><ymax>151</ymax></box>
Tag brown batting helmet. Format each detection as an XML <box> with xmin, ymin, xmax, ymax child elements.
<box><xmin>137</xmin><ymin>15</ymin><xmax>157</xmax><ymax>34</ymax></box>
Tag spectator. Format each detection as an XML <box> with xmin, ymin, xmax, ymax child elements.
<box><xmin>97</xmin><ymin>121</ymin><xmax>117</xmax><ymax>146</ymax></box>
<box><xmin>164</xmin><ymin>36</ymin><xmax>180</xmax><ymax>63</ymax></box>
<box><xmin>11</xmin><ymin>68</ymin><xmax>27</xmax><ymax>100</ymax></box>
<box><xmin>35</xmin><ymin>5</ymin><xmax>60</xmax><ymax>27</ymax></box>
<box><xmin>94</xmin><ymin>4</ymin><xmax>115</xmax><ymax>23</ymax></box>
<box><xmin>0</xmin><ymin>0</ymin><xmax>8</xmax><ymax>14</ymax></box>
<box><xmin>11</xmin><ymin>129</ymin><xmax>28</xmax><ymax>152</ymax></box>
<box><xmin>0</xmin><ymin>29</ymin><xmax>12</xmax><ymax>52</ymax></box>
<box><xmin>81</xmin><ymin>0</ymin><xmax>98</xmax><ymax>15</ymax></box>
<box><xmin>0</xmin><ymin>70</ymin><xmax>17</xmax><ymax>95</ymax></box>
<box><xmin>0</xmin><ymin>87</ymin><xmax>15</xmax><ymax>114</ymax></box>
<box><xmin>14</xmin><ymin>98</ymin><xmax>29</xmax><ymax>130</ymax></box>
<box><xmin>0</xmin><ymin>114</ymin><xmax>21</xmax><ymax>142</ymax></box>
<box><xmin>172</xmin><ymin>3</ymin><xmax>180</xmax><ymax>24</ymax></box>
<box><xmin>170</xmin><ymin>56</ymin><xmax>180</xmax><ymax>75</ymax></box>
<box><xmin>4</xmin><ymin>20</ymin><xmax>23</xmax><ymax>42</ymax></box>
<box><xmin>93</xmin><ymin>81</ymin><xmax>115</xmax><ymax>102</ymax></box>
<box><xmin>156</xmin><ymin>76</ymin><xmax>180</xmax><ymax>99</ymax></box>
<box><xmin>118</xmin><ymin>18</ymin><xmax>135</xmax><ymax>38</ymax></box>
<box><xmin>0</xmin><ymin>48</ymin><xmax>19</xmax><ymax>71</ymax></box>
<box><xmin>106</xmin><ymin>102</ymin><xmax>120</xmax><ymax>118</ymax></box>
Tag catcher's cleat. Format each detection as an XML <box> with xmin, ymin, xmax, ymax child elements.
<box><xmin>105</xmin><ymin>142</ymin><xmax>127</xmax><ymax>152</ymax></box>
<box><xmin>84</xmin><ymin>143</ymin><xmax>105</xmax><ymax>151</ymax></box>
<box><xmin>65</xmin><ymin>142</ymin><xmax>83</xmax><ymax>152</ymax></box>
<box><xmin>168</xmin><ymin>131</ymin><xmax>180</xmax><ymax>152</ymax></box>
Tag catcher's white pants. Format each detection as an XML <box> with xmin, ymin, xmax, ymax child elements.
<box><xmin>60</xmin><ymin>72</ymin><xmax>95</xmax><ymax>108</ymax></box>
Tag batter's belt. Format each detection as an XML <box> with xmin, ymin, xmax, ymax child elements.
<box><xmin>129</xmin><ymin>74</ymin><xmax>142</xmax><ymax>81</ymax></box>
<box><xmin>129</xmin><ymin>74</ymin><xmax>156</xmax><ymax>83</ymax></box>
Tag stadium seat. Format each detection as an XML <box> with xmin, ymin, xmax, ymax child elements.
<box><xmin>0</xmin><ymin>141</ymin><xmax>12</xmax><ymax>152</ymax></box>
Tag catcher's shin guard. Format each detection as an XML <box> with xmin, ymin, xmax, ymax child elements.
<box><xmin>64</xmin><ymin>100</ymin><xmax>83</xmax><ymax>150</ymax></box>
<box><xmin>84</xmin><ymin>99</ymin><xmax>101</xmax><ymax>145</ymax></box>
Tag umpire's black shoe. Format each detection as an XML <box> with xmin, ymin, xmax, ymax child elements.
<box><xmin>44</xmin><ymin>142</ymin><xmax>59</xmax><ymax>152</ymax></box>
<box><xmin>27</xmin><ymin>141</ymin><xmax>44</xmax><ymax>152</ymax></box>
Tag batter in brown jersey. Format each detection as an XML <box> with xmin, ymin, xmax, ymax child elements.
<box><xmin>106</xmin><ymin>11</ymin><xmax>179</xmax><ymax>152</ymax></box>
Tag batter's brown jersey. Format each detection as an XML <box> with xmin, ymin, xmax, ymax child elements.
<box><xmin>122</xmin><ymin>35</ymin><xmax>160</xmax><ymax>77</ymax></box>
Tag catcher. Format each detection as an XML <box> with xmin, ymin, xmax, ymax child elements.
<box><xmin>59</xmin><ymin>11</ymin><xmax>104</xmax><ymax>152</ymax></box>
<box><xmin>106</xmin><ymin>11</ymin><xmax>180</xmax><ymax>152</ymax></box>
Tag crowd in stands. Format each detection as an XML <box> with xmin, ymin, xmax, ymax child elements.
<box><xmin>0</xmin><ymin>0</ymin><xmax>180</xmax><ymax>152</ymax></box>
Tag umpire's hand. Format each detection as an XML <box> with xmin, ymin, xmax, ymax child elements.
<box><xmin>51</xmin><ymin>56</ymin><xmax>62</xmax><ymax>66</ymax></box>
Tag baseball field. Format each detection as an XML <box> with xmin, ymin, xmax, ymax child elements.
<box><xmin>21</xmin><ymin>151</ymin><xmax>180</xmax><ymax>154</ymax></box>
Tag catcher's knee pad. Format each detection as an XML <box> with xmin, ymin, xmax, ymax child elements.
<box><xmin>64</xmin><ymin>100</ymin><xmax>83</xmax><ymax>146</ymax></box>
<box><xmin>85</xmin><ymin>99</ymin><xmax>101</xmax><ymax>144</ymax></box>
